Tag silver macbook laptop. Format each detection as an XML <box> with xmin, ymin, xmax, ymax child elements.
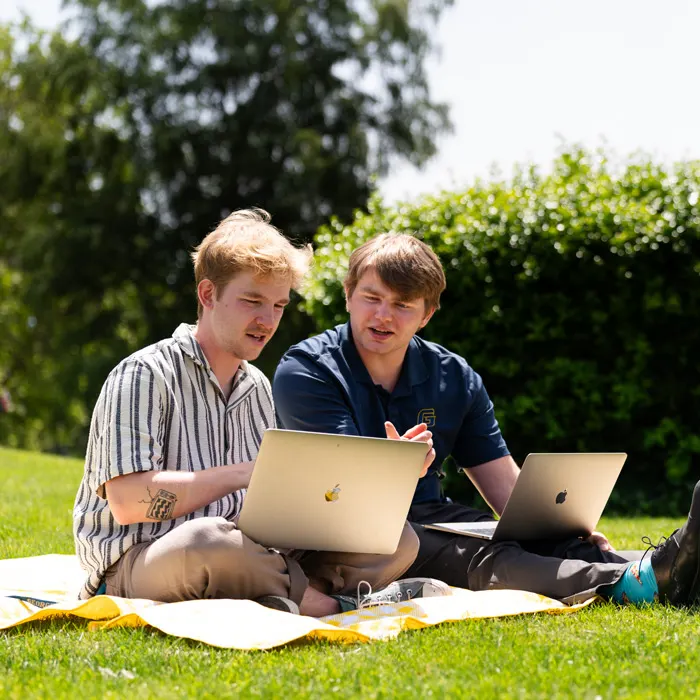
<box><xmin>237</xmin><ymin>429</ymin><xmax>428</xmax><ymax>554</ymax></box>
<box><xmin>425</xmin><ymin>453</ymin><xmax>626</xmax><ymax>541</ymax></box>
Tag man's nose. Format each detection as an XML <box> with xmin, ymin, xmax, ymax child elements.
<box><xmin>256</xmin><ymin>307</ymin><xmax>275</xmax><ymax>329</ymax></box>
<box><xmin>375</xmin><ymin>302</ymin><xmax>392</xmax><ymax>323</ymax></box>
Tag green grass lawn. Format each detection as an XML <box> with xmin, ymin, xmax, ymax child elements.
<box><xmin>1</xmin><ymin>445</ymin><xmax>698</xmax><ymax>699</ymax></box>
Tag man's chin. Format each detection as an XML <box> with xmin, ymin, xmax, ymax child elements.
<box><xmin>241</xmin><ymin>341</ymin><xmax>269</xmax><ymax>361</ymax></box>
<box><xmin>238</xmin><ymin>350</ymin><xmax>263</xmax><ymax>362</ymax></box>
<box><xmin>225</xmin><ymin>342</ymin><xmax>266</xmax><ymax>363</ymax></box>
<box><xmin>359</xmin><ymin>338</ymin><xmax>395</xmax><ymax>355</ymax></box>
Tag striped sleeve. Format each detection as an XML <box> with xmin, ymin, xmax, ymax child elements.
<box><xmin>92</xmin><ymin>360</ymin><xmax>165</xmax><ymax>499</ymax></box>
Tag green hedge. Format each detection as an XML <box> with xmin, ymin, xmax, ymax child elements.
<box><xmin>302</xmin><ymin>149</ymin><xmax>700</xmax><ymax>515</ymax></box>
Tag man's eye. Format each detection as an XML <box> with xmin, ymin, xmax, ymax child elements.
<box><xmin>243</xmin><ymin>299</ymin><xmax>260</xmax><ymax>305</ymax></box>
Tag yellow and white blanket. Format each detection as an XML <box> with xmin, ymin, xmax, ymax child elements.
<box><xmin>0</xmin><ymin>554</ymin><xmax>596</xmax><ymax>649</ymax></box>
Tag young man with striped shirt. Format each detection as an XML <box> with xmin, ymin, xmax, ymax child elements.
<box><xmin>73</xmin><ymin>210</ymin><xmax>448</xmax><ymax>616</ymax></box>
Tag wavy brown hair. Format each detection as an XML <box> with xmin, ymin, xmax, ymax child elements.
<box><xmin>191</xmin><ymin>208</ymin><xmax>312</xmax><ymax>318</ymax></box>
<box><xmin>344</xmin><ymin>233</ymin><xmax>446</xmax><ymax>311</ymax></box>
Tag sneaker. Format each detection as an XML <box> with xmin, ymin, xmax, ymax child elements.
<box><xmin>332</xmin><ymin>577</ymin><xmax>451</xmax><ymax>613</ymax></box>
<box><xmin>255</xmin><ymin>595</ymin><xmax>300</xmax><ymax>614</ymax></box>
<box><xmin>649</xmin><ymin>480</ymin><xmax>700</xmax><ymax>606</ymax></box>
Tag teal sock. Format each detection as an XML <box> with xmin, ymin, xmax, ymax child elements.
<box><xmin>330</xmin><ymin>595</ymin><xmax>358</xmax><ymax>613</ymax></box>
<box><xmin>605</xmin><ymin>558</ymin><xmax>659</xmax><ymax>605</ymax></box>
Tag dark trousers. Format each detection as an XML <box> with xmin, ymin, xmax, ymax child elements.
<box><xmin>405</xmin><ymin>502</ymin><xmax>634</xmax><ymax>604</ymax></box>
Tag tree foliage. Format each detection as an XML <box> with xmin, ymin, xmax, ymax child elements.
<box><xmin>0</xmin><ymin>0</ymin><xmax>451</xmax><ymax>453</ymax></box>
<box><xmin>303</xmin><ymin>149</ymin><xmax>700</xmax><ymax>514</ymax></box>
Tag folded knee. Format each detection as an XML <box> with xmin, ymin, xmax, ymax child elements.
<box><xmin>177</xmin><ymin>516</ymin><xmax>240</xmax><ymax>556</ymax></box>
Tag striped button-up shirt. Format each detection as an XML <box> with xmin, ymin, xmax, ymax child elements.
<box><xmin>73</xmin><ymin>323</ymin><xmax>275</xmax><ymax>598</ymax></box>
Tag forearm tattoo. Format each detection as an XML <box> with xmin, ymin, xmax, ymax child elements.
<box><xmin>139</xmin><ymin>487</ymin><xmax>178</xmax><ymax>521</ymax></box>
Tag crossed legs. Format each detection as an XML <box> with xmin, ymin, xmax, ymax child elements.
<box><xmin>104</xmin><ymin>516</ymin><xmax>419</xmax><ymax>615</ymax></box>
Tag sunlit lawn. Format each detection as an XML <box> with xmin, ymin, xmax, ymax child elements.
<box><xmin>1</xmin><ymin>445</ymin><xmax>697</xmax><ymax>699</ymax></box>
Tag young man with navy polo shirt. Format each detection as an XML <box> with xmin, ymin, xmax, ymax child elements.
<box><xmin>273</xmin><ymin>233</ymin><xmax>700</xmax><ymax>606</ymax></box>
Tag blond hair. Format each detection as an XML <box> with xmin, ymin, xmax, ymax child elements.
<box><xmin>191</xmin><ymin>208</ymin><xmax>312</xmax><ymax>318</ymax></box>
<box><xmin>345</xmin><ymin>233</ymin><xmax>446</xmax><ymax>311</ymax></box>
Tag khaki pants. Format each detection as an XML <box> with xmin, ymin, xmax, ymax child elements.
<box><xmin>104</xmin><ymin>516</ymin><xmax>419</xmax><ymax>605</ymax></box>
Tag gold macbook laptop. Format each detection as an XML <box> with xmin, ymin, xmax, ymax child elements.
<box><xmin>425</xmin><ymin>453</ymin><xmax>627</xmax><ymax>541</ymax></box>
<box><xmin>238</xmin><ymin>429</ymin><xmax>428</xmax><ymax>554</ymax></box>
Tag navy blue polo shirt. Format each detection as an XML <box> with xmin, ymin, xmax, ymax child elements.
<box><xmin>273</xmin><ymin>323</ymin><xmax>510</xmax><ymax>504</ymax></box>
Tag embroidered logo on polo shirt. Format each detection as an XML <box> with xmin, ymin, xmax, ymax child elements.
<box><xmin>417</xmin><ymin>408</ymin><xmax>436</xmax><ymax>427</ymax></box>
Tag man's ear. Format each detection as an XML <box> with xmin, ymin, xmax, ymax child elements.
<box><xmin>418</xmin><ymin>306</ymin><xmax>437</xmax><ymax>330</ymax></box>
<box><xmin>197</xmin><ymin>279</ymin><xmax>216</xmax><ymax>312</ymax></box>
<box><xmin>343</xmin><ymin>285</ymin><xmax>351</xmax><ymax>313</ymax></box>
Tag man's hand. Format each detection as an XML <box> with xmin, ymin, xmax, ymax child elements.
<box><xmin>586</xmin><ymin>531</ymin><xmax>615</xmax><ymax>552</ymax></box>
<box><xmin>384</xmin><ymin>421</ymin><xmax>435</xmax><ymax>478</ymax></box>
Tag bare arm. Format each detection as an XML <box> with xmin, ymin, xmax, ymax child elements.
<box><xmin>104</xmin><ymin>462</ymin><xmax>254</xmax><ymax>526</ymax></box>
<box><xmin>463</xmin><ymin>455</ymin><xmax>520</xmax><ymax>516</ymax></box>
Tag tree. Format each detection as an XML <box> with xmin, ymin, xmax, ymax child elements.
<box><xmin>0</xmin><ymin>1</ymin><xmax>452</xmax><ymax>453</ymax></box>
<box><xmin>0</xmin><ymin>23</ymin><xmax>155</xmax><ymax>452</ymax></box>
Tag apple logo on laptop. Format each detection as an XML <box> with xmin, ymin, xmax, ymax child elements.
<box><xmin>555</xmin><ymin>489</ymin><xmax>568</xmax><ymax>505</ymax></box>
<box><xmin>325</xmin><ymin>484</ymin><xmax>341</xmax><ymax>502</ymax></box>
